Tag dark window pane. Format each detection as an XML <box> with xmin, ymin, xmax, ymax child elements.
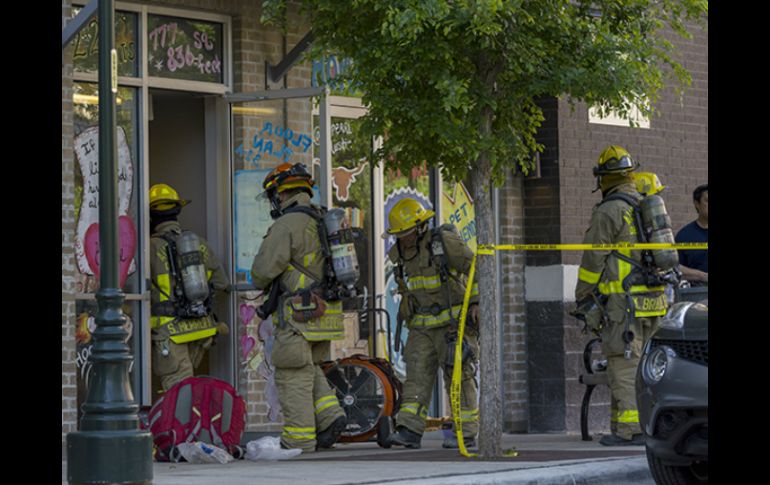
<box><xmin>72</xmin><ymin>10</ymin><xmax>138</xmax><ymax>77</ymax></box>
<box><xmin>147</xmin><ymin>15</ymin><xmax>224</xmax><ymax>83</ymax></box>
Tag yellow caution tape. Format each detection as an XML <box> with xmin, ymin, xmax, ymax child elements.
<box><xmin>449</xmin><ymin>241</ymin><xmax>707</xmax><ymax>457</ymax></box>
<box><xmin>478</xmin><ymin>243</ymin><xmax>707</xmax><ymax>252</ymax></box>
<box><xmin>450</xmin><ymin>252</ymin><xmax>478</xmax><ymax>458</ymax></box>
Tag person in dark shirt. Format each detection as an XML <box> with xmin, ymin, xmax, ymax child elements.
<box><xmin>675</xmin><ymin>184</ymin><xmax>708</xmax><ymax>285</ymax></box>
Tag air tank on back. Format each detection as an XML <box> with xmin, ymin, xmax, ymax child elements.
<box><xmin>323</xmin><ymin>208</ymin><xmax>360</xmax><ymax>295</ymax></box>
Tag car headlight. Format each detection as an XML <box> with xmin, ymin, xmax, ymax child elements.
<box><xmin>643</xmin><ymin>346</ymin><xmax>676</xmax><ymax>384</ymax></box>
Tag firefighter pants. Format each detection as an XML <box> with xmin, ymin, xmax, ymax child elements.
<box><xmin>151</xmin><ymin>328</ymin><xmax>212</xmax><ymax>391</ymax></box>
<box><xmin>272</xmin><ymin>326</ymin><xmax>346</xmax><ymax>452</ymax></box>
<box><xmin>602</xmin><ymin>315</ymin><xmax>660</xmax><ymax>439</ymax></box>
<box><xmin>394</xmin><ymin>325</ymin><xmax>479</xmax><ymax>437</ymax></box>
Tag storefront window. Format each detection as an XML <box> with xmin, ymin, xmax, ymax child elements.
<box><xmin>72</xmin><ymin>9</ymin><xmax>138</xmax><ymax>77</ymax></box>
<box><xmin>72</xmin><ymin>83</ymin><xmax>140</xmax><ymax>295</ymax></box>
<box><xmin>147</xmin><ymin>15</ymin><xmax>224</xmax><ymax>84</ymax></box>
<box><xmin>231</xmin><ymin>98</ymin><xmax>318</xmax><ymax>286</ymax></box>
<box><xmin>325</xmin><ymin>116</ymin><xmax>373</xmax><ymax>337</ymax></box>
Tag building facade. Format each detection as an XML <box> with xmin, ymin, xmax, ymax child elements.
<box><xmin>62</xmin><ymin>0</ymin><xmax>707</xmax><ymax>451</ymax></box>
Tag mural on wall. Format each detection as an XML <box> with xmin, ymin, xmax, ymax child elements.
<box><xmin>73</xmin><ymin>126</ymin><xmax>137</xmax><ymax>291</ymax></box>
<box><xmin>310</xmin><ymin>55</ymin><xmax>359</xmax><ymax>95</ymax></box>
<box><xmin>75</xmin><ymin>305</ymin><xmax>134</xmax><ymax>421</ymax></box>
<box><xmin>234</xmin><ymin>121</ymin><xmax>314</xmax><ymax>166</ymax></box>
<box><xmin>331</xmin><ymin>162</ymin><xmax>368</xmax><ymax>202</ymax></box>
<box><xmin>441</xmin><ymin>182</ymin><xmax>477</xmax><ymax>251</ymax></box>
<box><xmin>238</xmin><ymin>300</ymin><xmax>281</xmax><ymax>422</ymax></box>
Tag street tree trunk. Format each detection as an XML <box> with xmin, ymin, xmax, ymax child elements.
<box><xmin>470</xmin><ymin>103</ymin><xmax>502</xmax><ymax>459</ymax></box>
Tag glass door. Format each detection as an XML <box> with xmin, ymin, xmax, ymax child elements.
<box><xmin>227</xmin><ymin>87</ymin><xmax>325</xmax><ymax>428</ymax></box>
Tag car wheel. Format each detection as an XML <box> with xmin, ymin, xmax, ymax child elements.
<box><xmin>646</xmin><ymin>444</ymin><xmax>708</xmax><ymax>484</ymax></box>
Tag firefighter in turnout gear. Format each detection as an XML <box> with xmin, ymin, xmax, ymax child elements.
<box><xmin>383</xmin><ymin>198</ymin><xmax>480</xmax><ymax>449</ymax></box>
<box><xmin>575</xmin><ymin>146</ymin><xmax>671</xmax><ymax>446</ymax></box>
<box><xmin>250</xmin><ymin>163</ymin><xmax>347</xmax><ymax>452</ymax></box>
<box><xmin>149</xmin><ymin>183</ymin><xmax>230</xmax><ymax>391</ymax></box>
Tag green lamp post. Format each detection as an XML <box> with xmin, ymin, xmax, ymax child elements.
<box><xmin>66</xmin><ymin>0</ymin><xmax>153</xmax><ymax>483</ymax></box>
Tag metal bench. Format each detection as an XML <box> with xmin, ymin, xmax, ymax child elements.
<box><xmin>578</xmin><ymin>337</ymin><xmax>608</xmax><ymax>441</ymax></box>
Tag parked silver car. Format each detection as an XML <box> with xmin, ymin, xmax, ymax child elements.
<box><xmin>636</xmin><ymin>290</ymin><xmax>708</xmax><ymax>485</ymax></box>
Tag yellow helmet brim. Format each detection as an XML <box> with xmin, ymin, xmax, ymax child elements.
<box><xmin>150</xmin><ymin>199</ymin><xmax>190</xmax><ymax>211</ymax></box>
<box><xmin>383</xmin><ymin>208</ymin><xmax>435</xmax><ymax>237</ymax></box>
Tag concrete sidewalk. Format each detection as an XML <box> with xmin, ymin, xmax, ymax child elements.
<box><xmin>63</xmin><ymin>432</ymin><xmax>654</xmax><ymax>484</ymax></box>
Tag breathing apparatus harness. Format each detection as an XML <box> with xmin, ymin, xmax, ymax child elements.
<box><xmin>153</xmin><ymin>231</ymin><xmax>213</xmax><ymax>320</ymax></box>
<box><xmin>598</xmin><ymin>191</ymin><xmax>679</xmax><ymax>358</ymax></box>
<box><xmin>394</xmin><ymin>224</ymin><xmax>474</xmax><ymax>369</ymax></box>
<box><xmin>257</xmin><ymin>202</ymin><xmax>361</xmax><ymax>325</ymax></box>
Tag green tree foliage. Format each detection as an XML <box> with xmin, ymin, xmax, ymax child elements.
<box><xmin>265</xmin><ymin>0</ymin><xmax>706</xmax><ymax>184</ymax></box>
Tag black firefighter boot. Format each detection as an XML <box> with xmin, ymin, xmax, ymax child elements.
<box><xmin>442</xmin><ymin>434</ymin><xmax>476</xmax><ymax>449</ymax></box>
<box><xmin>387</xmin><ymin>426</ymin><xmax>423</xmax><ymax>449</ymax></box>
<box><xmin>316</xmin><ymin>416</ymin><xmax>347</xmax><ymax>450</ymax></box>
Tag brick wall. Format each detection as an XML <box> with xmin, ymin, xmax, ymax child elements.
<box><xmin>62</xmin><ymin>0</ymin><xmax>77</xmax><ymax>454</ymax></box>
<box><xmin>499</xmin><ymin>172</ymin><xmax>528</xmax><ymax>432</ymax></box>
<box><xmin>524</xmin><ymin>97</ymin><xmax>562</xmax><ymax>266</ymax></box>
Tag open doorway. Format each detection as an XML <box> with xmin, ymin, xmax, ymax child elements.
<box><xmin>148</xmin><ymin>88</ymin><xmax>211</xmax><ymax>400</ymax></box>
<box><xmin>149</xmin><ymin>89</ymin><xmax>208</xmax><ymax>237</ymax></box>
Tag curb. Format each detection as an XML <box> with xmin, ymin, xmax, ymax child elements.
<box><xmin>365</xmin><ymin>457</ymin><xmax>653</xmax><ymax>485</ymax></box>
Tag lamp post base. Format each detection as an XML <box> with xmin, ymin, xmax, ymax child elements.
<box><xmin>67</xmin><ymin>430</ymin><xmax>153</xmax><ymax>485</ymax></box>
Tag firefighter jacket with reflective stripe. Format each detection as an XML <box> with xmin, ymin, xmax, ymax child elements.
<box><xmin>387</xmin><ymin>224</ymin><xmax>479</xmax><ymax>329</ymax></box>
<box><xmin>150</xmin><ymin>221</ymin><xmax>229</xmax><ymax>343</ymax></box>
<box><xmin>575</xmin><ymin>184</ymin><xmax>667</xmax><ymax>319</ymax></box>
<box><xmin>250</xmin><ymin>192</ymin><xmax>345</xmax><ymax>341</ymax></box>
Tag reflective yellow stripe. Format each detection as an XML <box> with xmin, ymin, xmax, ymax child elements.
<box><xmin>407</xmin><ymin>275</ymin><xmax>443</xmax><ymax>291</ymax></box>
<box><xmin>470</xmin><ymin>283</ymin><xmax>479</xmax><ymax>297</ymax></box>
<box><xmin>150</xmin><ymin>315</ymin><xmax>175</xmax><ymax>329</ymax></box>
<box><xmin>460</xmin><ymin>408</ymin><xmax>479</xmax><ymax>422</ymax></box>
<box><xmin>282</xmin><ymin>426</ymin><xmax>316</xmax><ymax>440</ymax></box>
<box><xmin>411</xmin><ymin>305</ymin><xmax>464</xmax><ymax>328</ymax></box>
<box><xmin>314</xmin><ymin>395</ymin><xmax>339</xmax><ymax>415</ymax></box>
<box><xmin>598</xmin><ymin>249</ymin><xmax>630</xmax><ymax>295</ymax></box>
<box><xmin>303</xmin><ymin>332</ymin><xmax>345</xmax><ymax>341</ymax></box>
<box><xmin>401</xmin><ymin>402</ymin><xmax>420</xmax><ymax>416</ymax></box>
<box><xmin>611</xmin><ymin>409</ymin><xmax>620</xmax><ymax>422</ymax></box>
<box><xmin>207</xmin><ymin>270</ymin><xmax>212</xmax><ymax>280</ymax></box>
<box><xmin>579</xmin><ymin>267</ymin><xmax>601</xmax><ymax>284</ymax></box>
<box><xmin>636</xmin><ymin>309</ymin><xmax>667</xmax><ymax>317</ymax></box>
<box><xmin>632</xmin><ymin>285</ymin><xmax>664</xmax><ymax>293</ymax></box>
<box><xmin>169</xmin><ymin>328</ymin><xmax>217</xmax><ymax>343</ymax></box>
<box><xmin>618</xmin><ymin>248</ymin><xmax>631</xmax><ymax>288</ymax></box>
<box><xmin>599</xmin><ymin>281</ymin><xmax>622</xmax><ymax>294</ymax></box>
<box><xmin>600</xmin><ymin>283</ymin><xmax>664</xmax><ymax>295</ymax></box>
<box><xmin>617</xmin><ymin>410</ymin><xmax>639</xmax><ymax>424</ymax></box>
<box><xmin>157</xmin><ymin>274</ymin><xmax>171</xmax><ymax>301</ymax></box>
